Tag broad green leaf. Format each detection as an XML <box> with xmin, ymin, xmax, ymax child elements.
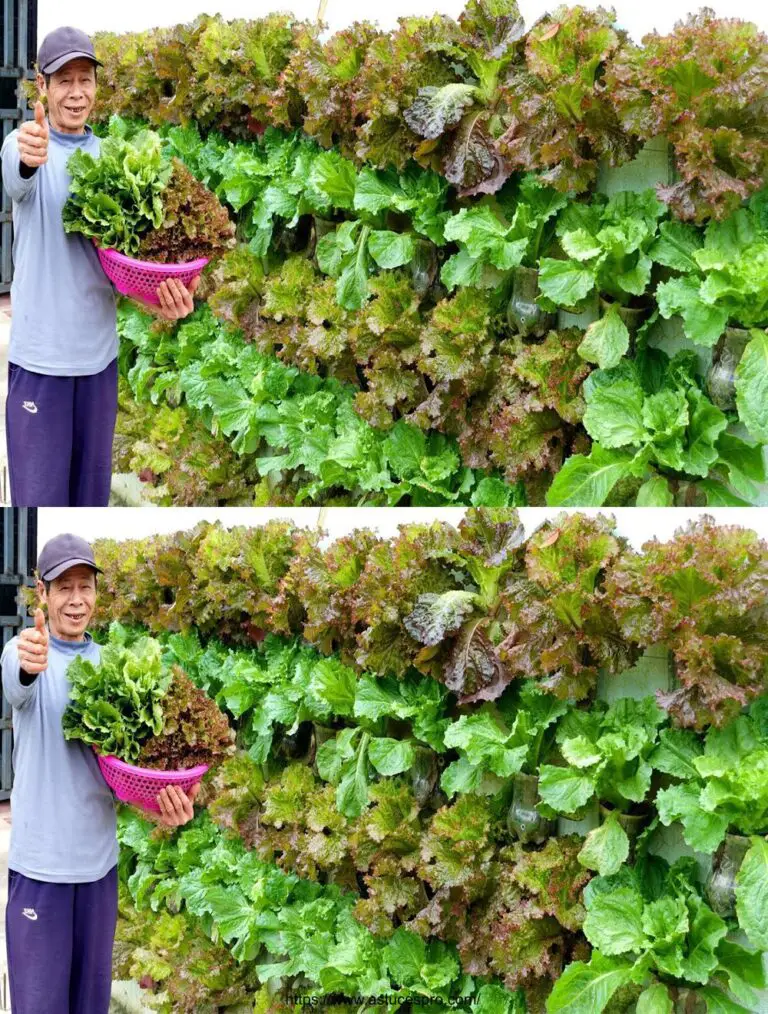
<box><xmin>306</xmin><ymin>151</ymin><xmax>357</xmax><ymax>211</ymax></box>
<box><xmin>336</xmin><ymin>257</ymin><xmax>370</xmax><ymax>311</ymax></box>
<box><xmin>655</xmin><ymin>276</ymin><xmax>728</xmax><ymax>347</ymax></box>
<box><xmin>336</xmin><ymin>761</ymin><xmax>370</xmax><ymax>818</ymax></box>
<box><xmin>650</xmin><ymin>729</ymin><xmax>702</xmax><ymax>780</ymax></box>
<box><xmin>680</xmin><ymin>896</ymin><xmax>727</xmax><ymax>984</ymax></box>
<box><xmin>538</xmin><ymin>764</ymin><xmax>596</xmax><ymax>815</ymax></box>
<box><xmin>679</xmin><ymin>389</ymin><xmax>728</xmax><ymax>478</ymax></box>
<box><xmin>539</xmin><ymin>257</ymin><xmax>596</xmax><ymax>308</ymax></box>
<box><xmin>368</xmin><ymin>230</ymin><xmax>415</xmax><ymax>270</ymax></box>
<box><xmin>584</xmin><ymin>379</ymin><xmax>647</xmax><ymax>448</ymax></box>
<box><xmin>561</xmin><ymin>736</ymin><xmax>602</xmax><ymax>768</ymax></box>
<box><xmin>735</xmin><ymin>836</ymin><xmax>768</xmax><ymax>949</ymax></box>
<box><xmin>367</xmin><ymin>736</ymin><xmax>415</xmax><ymax>776</ymax></box>
<box><xmin>578</xmin><ymin>815</ymin><xmax>630</xmax><ymax>877</ymax></box>
<box><xmin>546</xmin><ymin>446</ymin><xmax>634</xmax><ymax>507</ymax></box>
<box><xmin>655</xmin><ymin>784</ymin><xmax>729</xmax><ymax>853</ymax></box>
<box><xmin>546</xmin><ymin>953</ymin><xmax>635</xmax><ymax>1014</ymax></box>
<box><xmin>583</xmin><ymin>885</ymin><xmax>647</xmax><ymax>954</ymax></box>
<box><xmin>636</xmin><ymin>476</ymin><xmax>673</xmax><ymax>506</ymax></box>
<box><xmin>649</xmin><ymin>221</ymin><xmax>703</xmax><ymax>272</ymax></box>
<box><xmin>560</xmin><ymin>228</ymin><xmax>602</xmax><ymax>262</ymax></box>
<box><xmin>578</xmin><ymin>307</ymin><xmax>630</xmax><ymax>370</ymax></box>
<box><xmin>716</xmin><ymin>432</ymin><xmax>766</xmax><ymax>501</ymax></box>
<box><xmin>698</xmin><ymin>987</ymin><xmax>754</xmax><ymax>1014</ymax></box>
<box><xmin>699</xmin><ymin>479</ymin><xmax>754</xmax><ymax>506</ymax></box>
<box><xmin>636</xmin><ymin>984</ymin><xmax>673</xmax><ymax>1014</ymax></box>
<box><xmin>735</xmin><ymin>330</ymin><xmax>768</xmax><ymax>441</ymax></box>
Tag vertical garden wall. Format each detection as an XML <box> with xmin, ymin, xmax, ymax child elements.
<box><xmin>68</xmin><ymin>0</ymin><xmax>768</xmax><ymax>508</ymax></box>
<box><xmin>82</xmin><ymin>510</ymin><xmax>768</xmax><ymax>1012</ymax></box>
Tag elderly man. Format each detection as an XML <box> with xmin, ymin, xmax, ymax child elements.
<box><xmin>1</xmin><ymin>533</ymin><xmax>200</xmax><ymax>1014</ymax></box>
<box><xmin>0</xmin><ymin>27</ymin><xmax>200</xmax><ymax>507</ymax></box>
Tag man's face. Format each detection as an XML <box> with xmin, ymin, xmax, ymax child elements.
<box><xmin>38</xmin><ymin>564</ymin><xmax>97</xmax><ymax>642</ymax></box>
<box><xmin>38</xmin><ymin>58</ymin><xmax>96</xmax><ymax>135</ymax></box>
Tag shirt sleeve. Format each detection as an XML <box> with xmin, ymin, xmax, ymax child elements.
<box><xmin>1</xmin><ymin>637</ymin><xmax>39</xmax><ymax>710</ymax></box>
<box><xmin>1</xmin><ymin>130</ymin><xmax>38</xmax><ymax>204</ymax></box>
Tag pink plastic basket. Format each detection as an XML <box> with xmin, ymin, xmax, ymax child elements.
<box><xmin>96</xmin><ymin>751</ymin><xmax>208</xmax><ymax>813</ymax></box>
<box><xmin>94</xmin><ymin>243</ymin><xmax>208</xmax><ymax>304</ymax></box>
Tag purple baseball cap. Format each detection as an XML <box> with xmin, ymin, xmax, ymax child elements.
<box><xmin>37</xmin><ymin>534</ymin><xmax>103</xmax><ymax>582</ymax></box>
<box><xmin>37</xmin><ymin>26</ymin><xmax>102</xmax><ymax>75</ymax></box>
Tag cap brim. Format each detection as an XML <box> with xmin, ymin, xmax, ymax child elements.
<box><xmin>42</xmin><ymin>558</ymin><xmax>103</xmax><ymax>581</ymax></box>
<box><xmin>41</xmin><ymin>51</ymin><xmax>102</xmax><ymax>74</ymax></box>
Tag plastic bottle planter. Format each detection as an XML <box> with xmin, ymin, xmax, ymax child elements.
<box><xmin>706</xmin><ymin>328</ymin><xmax>751</xmax><ymax>412</ymax></box>
<box><xmin>507</xmin><ymin>772</ymin><xmax>556</xmax><ymax>844</ymax></box>
<box><xmin>310</xmin><ymin>216</ymin><xmax>338</xmax><ymax>265</ymax></box>
<box><xmin>558</xmin><ymin>290</ymin><xmax>600</xmax><ymax>330</ymax></box>
<box><xmin>410</xmin><ymin>238</ymin><xmax>439</xmax><ymax>297</ymax></box>
<box><xmin>276</xmin><ymin>721</ymin><xmax>312</xmax><ymax>762</ymax></box>
<box><xmin>599</xmin><ymin>297</ymin><xmax>653</xmax><ymax>336</ymax></box>
<box><xmin>310</xmin><ymin>721</ymin><xmax>337</xmax><ymax>774</ymax></box>
<box><xmin>409</xmin><ymin>745</ymin><xmax>439</xmax><ymax>806</ymax></box>
<box><xmin>670</xmin><ymin>987</ymin><xmax>707</xmax><ymax>1014</ymax></box>
<box><xmin>599</xmin><ymin>803</ymin><xmax>651</xmax><ymax>851</ymax></box>
<box><xmin>705</xmin><ymin>832</ymin><xmax>751</xmax><ymax>918</ymax></box>
<box><xmin>507</xmin><ymin>266</ymin><xmax>557</xmax><ymax>338</ymax></box>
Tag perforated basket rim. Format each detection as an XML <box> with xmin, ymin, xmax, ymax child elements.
<box><xmin>94</xmin><ymin>241</ymin><xmax>210</xmax><ymax>273</ymax></box>
<box><xmin>96</xmin><ymin>750</ymin><xmax>209</xmax><ymax>781</ymax></box>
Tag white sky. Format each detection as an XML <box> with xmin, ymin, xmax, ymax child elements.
<box><xmin>37</xmin><ymin>507</ymin><xmax>768</xmax><ymax>554</ymax></box>
<box><xmin>38</xmin><ymin>0</ymin><xmax>768</xmax><ymax>46</ymax></box>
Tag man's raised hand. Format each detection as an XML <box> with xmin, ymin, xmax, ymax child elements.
<box><xmin>17</xmin><ymin>608</ymin><xmax>49</xmax><ymax>675</ymax></box>
<box><xmin>18</xmin><ymin>102</ymin><xmax>49</xmax><ymax>169</ymax></box>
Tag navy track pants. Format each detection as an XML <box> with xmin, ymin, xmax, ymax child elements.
<box><xmin>6</xmin><ymin>358</ymin><xmax>118</xmax><ymax>506</ymax></box>
<box><xmin>5</xmin><ymin>864</ymin><xmax>118</xmax><ymax>1014</ymax></box>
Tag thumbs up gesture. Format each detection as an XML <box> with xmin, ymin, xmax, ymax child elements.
<box><xmin>17</xmin><ymin>608</ymin><xmax>49</xmax><ymax>675</ymax></box>
<box><xmin>18</xmin><ymin>101</ymin><xmax>49</xmax><ymax>169</ymax></box>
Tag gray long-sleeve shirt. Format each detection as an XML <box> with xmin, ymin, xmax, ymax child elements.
<box><xmin>0</xmin><ymin>122</ymin><xmax>118</xmax><ymax>376</ymax></box>
<box><xmin>1</xmin><ymin>631</ymin><xmax>118</xmax><ymax>883</ymax></box>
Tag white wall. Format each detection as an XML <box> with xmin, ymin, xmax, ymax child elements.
<box><xmin>38</xmin><ymin>0</ymin><xmax>768</xmax><ymax>47</ymax></box>
<box><xmin>37</xmin><ymin>507</ymin><xmax>768</xmax><ymax>555</ymax></box>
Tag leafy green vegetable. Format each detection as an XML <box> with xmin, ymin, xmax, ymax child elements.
<box><xmin>735</xmin><ymin>330</ymin><xmax>768</xmax><ymax>442</ymax></box>
<box><xmin>440</xmin><ymin>174</ymin><xmax>567</xmax><ymax>289</ymax></box>
<box><xmin>547</xmin><ymin>351</ymin><xmax>764</xmax><ymax>507</ymax></box>
<box><xmin>499</xmin><ymin>5</ymin><xmax>636</xmax><ymax>194</ymax></box>
<box><xmin>539</xmin><ymin>190</ymin><xmax>667</xmax><ymax>315</ymax></box>
<box><xmin>607</xmin><ymin>518</ymin><xmax>768</xmax><ymax>728</ymax></box>
<box><xmin>655</xmin><ymin>201</ymin><xmax>768</xmax><ymax>345</ymax></box>
<box><xmin>441</xmin><ymin>681</ymin><xmax>569</xmax><ymax>795</ymax></box>
<box><xmin>136</xmin><ymin>157</ymin><xmax>235</xmax><ymax>263</ymax></box>
<box><xmin>63</xmin><ymin>624</ymin><xmax>233</xmax><ymax>770</ymax></box>
<box><xmin>606</xmin><ymin>11</ymin><xmax>768</xmax><ymax>222</ymax></box>
<box><xmin>655</xmin><ymin>710</ymin><xmax>768</xmax><ymax>851</ymax></box>
<box><xmin>538</xmin><ymin>696</ymin><xmax>667</xmax><ymax>818</ymax></box>
<box><xmin>63</xmin><ymin>130</ymin><xmax>171</xmax><ymax>254</ymax></box>
<box><xmin>735</xmin><ymin>836</ymin><xmax>768</xmax><ymax>950</ymax></box>
<box><xmin>550</xmin><ymin>858</ymin><xmax>764</xmax><ymax>1013</ymax></box>
<box><xmin>62</xmin><ymin>626</ymin><xmax>171</xmax><ymax>761</ymax></box>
